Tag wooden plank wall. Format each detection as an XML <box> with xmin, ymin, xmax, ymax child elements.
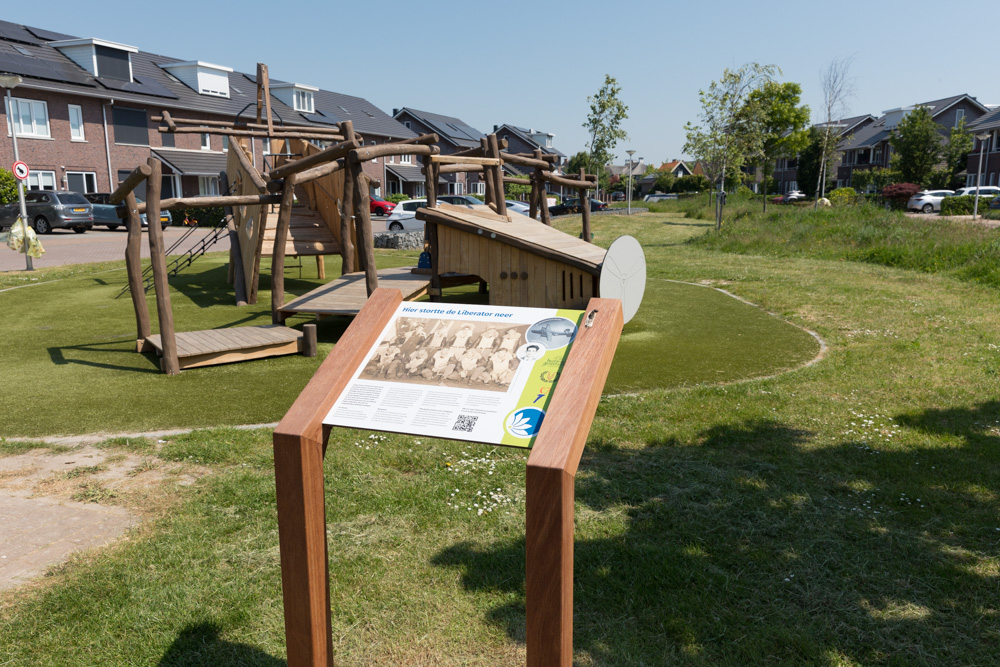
<box><xmin>287</xmin><ymin>139</ymin><xmax>355</xmax><ymax>272</ymax></box>
<box><xmin>229</xmin><ymin>140</ymin><xmax>267</xmax><ymax>304</ymax></box>
<box><xmin>438</xmin><ymin>227</ymin><xmax>594</xmax><ymax>309</ymax></box>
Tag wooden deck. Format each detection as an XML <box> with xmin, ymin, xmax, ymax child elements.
<box><xmin>145</xmin><ymin>324</ymin><xmax>304</xmax><ymax>370</ymax></box>
<box><xmin>278</xmin><ymin>267</ymin><xmax>434</xmax><ymax>318</ymax></box>
<box><xmin>260</xmin><ymin>208</ymin><xmax>340</xmax><ymax>257</ymax></box>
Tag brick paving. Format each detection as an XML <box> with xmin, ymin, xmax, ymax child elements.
<box><xmin>0</xmin><ymin>225</ymin><xmax>231</xmax><ymax>272</ymax></box>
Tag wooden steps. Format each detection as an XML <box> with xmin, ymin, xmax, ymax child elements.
<box><xmin>260</xmin><ymin>208</ymin><xmax>341</xmax><ymax>257</ymax></box>
<box><xmin>145</xmin><ymin>324</ymin><xmax>305</xmax><ymax>371</ymax></box>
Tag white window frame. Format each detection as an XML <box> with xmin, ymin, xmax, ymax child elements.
<box><xmin>6</xmin><ymin>97</ymin><xmax>50</xmax><ymax>138</ymax></box>
<box><xmin>293</xmin><ymin>89</ymin><xmax>314</xmax><ymax>113</ymax></box>
<box><xmin>66</xmin><ymin>171</ymin><xmax>98</xmax><ymax>193</ymax></box>
<box><xmin>472</xmin><ymin>181</ymin><xmax>485</xmax><ymax>195</ymax></box>
<box><xmin>198</xmin><ymin>175</ymin><xmax>220</xmax><ymax>196</ymax></box>
<box><xmin>262</xmin><ymin>137</ymin><xmax>271</xmax><ymax>155</ymax></box>
<box><xmin>28</xmin><ymin>170</ymin><xmax>57</xmax><ymax>190</ymax></box>
<box><xmin>222</xmin><ymin>135</ymin><xmax>229</xmax><ymax>152</ymax></box>
<box><xmin>201</xmin><ymin>133</ymin><xmax>211</xmax><ymax>150</ymax></box>
<box><xmin>68</xmin><ymin>104</ymin><xmax>85</xmax><ymax>141</ymax></box>
<box><xmin>388</xmin><ymin>154</ymin><xmax>394</xmax><ymax>164</ymax></box>
<box><xmin>400</xmin><ymin>154</ymin><xmax>412</xmax><ymax>165</ymax></box>
<box><xmin>955</xmin><ymin>108</ymin><xmax>965</xmax><ymax>128</ymax></box>
<box><xmin>414</xmin><ymin>183</ymin><xmax>425</xmax><ymax>198</ymax></box>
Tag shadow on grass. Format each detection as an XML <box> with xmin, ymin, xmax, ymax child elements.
<box><xmin>47</xmin><ymin>340</ymin><xmax>161</xmax><ymax>374</ymax></box>
<box><xmin>157</xmin><ymin>622</ymin><xmax>284</xmax><ymax>666</ymax></box>
<box><xmin>432</xmin><ymin>417</ymin><xmax>1000</xmax><ymax>664</ymax></box>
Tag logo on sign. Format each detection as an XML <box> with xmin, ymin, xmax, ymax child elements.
<box><xmin>12</xmin><ymin>161</ymin><xmax>29</xmax><ymax>181</ymax></box>
<box><xmin>504</xmin><ymin>407</ymin><xmax>545</xmax><ymax>439</ymax></box>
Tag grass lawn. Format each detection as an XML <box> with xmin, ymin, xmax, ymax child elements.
<box><xmin>2</xmin><ymin>208</ymin><xmax>1000</xmax><ymax>664</ymax></box>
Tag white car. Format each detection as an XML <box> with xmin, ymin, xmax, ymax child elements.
<box><xmin>784</xmin><ymin>190</ymin><xmax>806</xmax><ymax>202</ymax></box>
<box><xmin>955</xmin><ymin>185</ymin><xmax>1000</xmax><ymax>199</ymax></box>
<box><xmin>385</xmin><ymin>199</ymin><xmax>427</xmax><ymax>232</ymax></box>
<box><xmin>907</xmin><ymin>190</ymin><xmax>954</xmax><ymax>213</ymax></box>
<box><xmin>505</xmin><ymin>200</ymin><xmax>530</xmax><ymax>215</ymax></box>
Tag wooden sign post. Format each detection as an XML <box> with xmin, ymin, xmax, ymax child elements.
<box><xmin>273</xmin><ymin>288</ymin><xmax>623</xmax><ymax>666</ymax></box>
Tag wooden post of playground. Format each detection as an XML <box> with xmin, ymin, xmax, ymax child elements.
<box><xmin>339</xmin><ymin>122</ymin><xmax>358</xmax><ymax>276</ymax></box>
<box><xmin>488</xmin><ymin>134</ymin><xmax>507</xmax><ymax>218</ymax></box>
<box><xmin>579</xmin><ymin>168</ymin><xmax>592</xmax><ymax>243</ymax></box>
<box><xmin>144</xmin><ymin>158</ymin><xmax>180</xmax><ymax>375</ymax></box>
<box><xmin>123</xmin><ymin>190</ymin><xmax>151</xmax><ymax>351</ymax></box>
<box><xmin>220</xmin><ymin>170</ymin><xmax>249</xmax><ymax>306</ymax></box>
<box><xmin>271</xmin><ymin>173</ymin><xmax>298</xmax><ymax>324</ymax></box>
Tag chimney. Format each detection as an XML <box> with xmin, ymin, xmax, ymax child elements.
<box><xmin>392</xmin><ymin>108</ymin><xmax>399</xmax><ymax>116</ymax></box>
<box><xmin>493</xmin><ymin>124</ymin><xmax>499</xmax><ymax>132</ymax></box>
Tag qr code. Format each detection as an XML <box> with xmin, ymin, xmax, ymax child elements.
<box><xmin>452</xmin><ymin>414</ymin><xmax>478</xmax><ymax>432</ymax></box>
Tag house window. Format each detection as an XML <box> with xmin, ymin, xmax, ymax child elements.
<box><xmin>472</xmin><ymin>181</ymin><xmax>485</xmax><ymax>195</ymax></box>
<box><xmin>448</xmin><ymin>182</ymin><xmax>463</xmax><ymax>195</ymax></box>
<box><xmin>201</xmin><ymin>133</ymin><xmax>211</xmax><ymax>150</ymax></box>
<box><xmin>66</xmin><ymin>171</ymin><xmax>97</xmax><ymax>193</ymax></box>
<box><xmin>222</xmin><ymin>135</ymin><xmax>229</xmax><ymax>152</ymax></box>
<box><xmin>27</xmin><ymin>170</ymin><xmax>57</xmax><ymax>190</ymax></box>
<box><xmin>414</xmin><ymin>183</ymin><xmax>425</xmax><ymax>198</ymax></box>
<box><xmin>161</xmin><ymin>132</ymin><xmax>175</xmax><ymax>148</ymax></box>
<box><xmin>112</xmin><ymin>107</ymin><xmax>148</xmax><ymax>145</ymax></box>
<box><xmin>263</xmin><ymin>137</ymin><xmax>271</xmax><ymax>154</ymax></box>
<box><xmin>293</xmin><ymin>89</ymin><xmax>314</xmax><ymax>113</ymax></box>
<box><xmin>400</xmin><ymin>154</ymin><xmax>411</xmax><ymax>164</ymax></box>
<box><xmin>68</xmin><ymin>104</ymin><xmax>85</xmax><ymax>141</ymax></box>
<box><xmin>404</xmin><ymin>121</ymin><xmax>410</xmax><ymax>129</ymax></box>
<box><xmin>6</xmin><ymin>97</ymin><xmax>50</xmax><ymax>138</ymax></box>
<box><xmin>198</xmin><ymin>176</ymin><xmax>219</xmax><ymax>196</ymax></box>
<box><xmin>370</xmin><ymin>140</ymin><xmax>377</xmax><ymax>146</ymax></box>
<box><xmin>955</xmin><ymin>108</ymin><xmax>965</xmax><ymax>128</ymax></box>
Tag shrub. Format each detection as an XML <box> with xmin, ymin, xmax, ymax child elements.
<box><xmin>169</xmin><ymin>206</ymin><xmax>226</xmax><ymax>227</ymax></box>
<box><xmin>940</xmin><ymin>195</ymin><xmax>997</xmax><ymax>216</ymax></box>
<box><xmin>386</xmin><ymin>193</ymin><xmax>410</xmax><ymax>204</ymax></box>
<box><xmin>881</xmin><ymin>182</ymin><xmax>920</xmax><ymax>209</ymax></box>
<box><xmin>735</xmin><ymin>185</ymin><xmax>757</xmax><ymax>200</ymax></box>
<box><xmin>0</xmin><ymin>168</ymin><xmax>17</xmax><ymax>205</ymax></box>
<box><xmin>828</xmin><ymin>187</ymin><xmax>858</xmax><ymax>207</ymax></box>
<box><xmin>674</xmin><ymin>174</ymin><xmax>710</xmax><ymax>193</ymax></box>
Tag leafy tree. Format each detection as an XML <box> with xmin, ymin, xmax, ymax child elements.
<box><xmin>814</xmin><ymin>57</ymin><xmax>855</xmax><ymax>205</ymax></box>
<box><xmin>504</xmin><ymin>178</ymin><xmax>531</xmax><ymax>200</ymax></box>
<box><xmin>881</xmin><ymin>182</ymin><xmax>921</xmax><ymax>209</ymax></box>
<box><xmin>0</xmin><ymin>168</ymin><xmax>17</xmax><ymax>205</ymax></box>
<box><xmin>796</xmin><ymin>128</ymin><xmax>834</xmax><ymax>197</ymax></box>
<box><xmin>940</xmin><ymin>116</ymin><xmax>973</xmax><ymax>190</ymax></box>
<box><xmin>746</xmin><ymin>81</ymin><xmax>810</xmax><ymax>212</ymax></box>
<box><xmin>674</xmin><ymin>174</ymin><xmax>711</xmax><ymax>192</ymax></box>
<box><xmin>851</xmin><ymin>167</ymin><xmax>899</xmax><ymax>193</ymax></box>
<box><xmin>889</xmin><ymin>105</ymin><xmax>942</xmax><ymax>186</ymax></box>
<box><xmin>683</xmin><ymin>62</ymin><xmax>778</xmax><ymax>228</ymax></box>
<box><xmin>565</xmin><ymin>151</ymin><xmax>589</xmax><ymax>176</ymax></box>
<box><xmin>652</xmin><ymin>172</ymin><xmax>676</xmax><ymax>193</ymax></box>
<box><xmin>583</xmin><ymin>74</ymin><xmax>629</xmax><ymax>179</ymax></box>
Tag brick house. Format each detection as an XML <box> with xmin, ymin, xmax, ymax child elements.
<box><xmin>964</xmin><ymin>106</ymin><xmax>1000</xmax><ymax>188</ymax></box>
<box><xmin>768</xmin><ymin>115</ymin><xmax>876</xmax><ymax>194</ymax></box>
<box><xmin>390</xmin><ymin>107</ymin><xmax>485</xmax><ymax>198</ymax></box>
<box><xmin>491</xmin><ymin>124</ymin><xmax>569</xmax><ymax>198</ymax></box>
<box><xmin>0</xmin><ymin>19</ymin><xmax>413</xmax><ymax>205</ymax></box>
<box><xmin>836</xmin><ymin>95</ymin><xmax>988</xmax><ymax>189</ymax></box>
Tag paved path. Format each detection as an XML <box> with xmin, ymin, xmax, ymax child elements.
<box><xmin>0</xmin><ymin>225</ymin><xmax>231</xmax><ymax>272</ymax></box>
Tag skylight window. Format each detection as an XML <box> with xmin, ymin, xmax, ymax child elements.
<box><xmin>295</xmin><ymin>90</ymin><xmax>315</xmax><ymax>113</ymax></box>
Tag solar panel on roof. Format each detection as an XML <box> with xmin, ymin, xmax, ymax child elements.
<box><xmin>0</xmin><ymin>21</ymin><xmax>40</xmax><ymax>46</ymax></box>
<box><xmin>24</xmin><ymin>26</ymin><xmax>74</xmax><ymax>42</ymax></box>
<box><xmin>128</xmin><ymin>75</ymin><xmax>179</xmax><ymax>99</ymax></box>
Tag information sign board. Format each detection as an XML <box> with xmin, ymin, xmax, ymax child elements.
<box><xmin>324</xmin><ymin>301</ymin><xmax>583</xmax><ymax>447</ymax></box>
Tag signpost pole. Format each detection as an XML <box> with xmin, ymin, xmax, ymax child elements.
<box><xmin>3</xmin><ymin>82</ymin><xmax>32</xmax><ymax>271</ymax></box>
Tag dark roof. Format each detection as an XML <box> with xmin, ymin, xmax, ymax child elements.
<box><xmin>969</xmin><ymin>106</ymin><xmax>1000</xmax><ymax>131</ymax></box>
<box><xmin>0</xmin><ymin>20</ymin><xmax>413</xmax><ymax>140</ymax></box>
<box><xmin>386</xmin><ymin>164</ymin><xmax>444</xmax><ymax>184</ymax></box>
<box><xmin>394</xmin><ymin>108</ymin><xmax>484</xmax><ymax>148</ymax></box>
<box><xmin>836</xmin><ymin>95</ymin><xmax>987</xmax><ymax>151</ymax></box>
<box><xmin>905</xmin><ymin>93</ymin><xmax>987</xmax><ymax>117</ymax></box>
<box><xmin>495</xmin><ymin>124</ymin><xmax>566</xmax><ymax>158</ymax></box>
<box><xmin>152</xmin><ymin>148</ymin><xmax>228</xmax><ymax>176</ymax></box>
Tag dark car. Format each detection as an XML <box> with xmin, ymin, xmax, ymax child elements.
<box><xmin>611</xmin><ymin>192</ymin><xmax>626</xmax><ymax>201</ymax></box>
<box><xmin>83</xmin><ymin>193</ymin><xmax>171</xmax><ymax>230</ymax></box>
<box><xmin>0</xmin><ymin>190</ymin><xmax>93</xmax><ymax>234</ymax></box>
<box><xmin>369</xmin><ymin>194</ymin><xmax>396</xmax><ymax>217</ymax></box>
<box><xmin>548</xmin><ymin>198</ymin><xmax>608</xmax><ymax>216</ymax></box>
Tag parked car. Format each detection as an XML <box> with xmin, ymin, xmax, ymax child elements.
<box><xmin>0</xmin><ymin>190</ymin><xmax>93</xmax><ymax>234</ymax></box>
<box><xmin>505</xmin><ymin>200</ymin><xmax>530</xmax><ymax>215</ymax></box>
<box><xmin>784</xmin><ymin>190</ymin><xmax>806</xmax><ymax>202</ymax></box>
<box><xmin>906</xmin><ymin>190</ymin><xmax>954</xmax><ymax>213</ymax></box>
<box><xmin>83</xmin><ymin>193</ymin><xmax>171</xmax><ymax>230</ymax></box>
<box><xmin>611</xmin><ymin>192</ymin><xmax>626</xmax><ymax>201</ymax></box>
<box><xmin>369</xmin><ymin>194</ymin><xmax>396</xmax><ymax>217</ymax></box>
<box><xmin>385</xmin><ymin>199</ymin><xmax>427</xmax><ymax>231</ymax></box>
<box><xmin>548</xmin><ymin>198</ymin><xmax>608</xmax><ymax>216</ymax></box>
<box><xmin>438</xmin><ymin>194</ymin><xmax>481</xmax><ymax>207</ymax></box>
<box><xmin>643</xmin><ymin>193</ymin><xmax>677</xmax><ymax>202</ymax></box>
<box><xmin>955</xmin><ymin>185</ymin><xmax>1000</xmax><ymax>199</ymax></box>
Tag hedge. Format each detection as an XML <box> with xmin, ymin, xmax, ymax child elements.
<box><xmin>940</xmin><ymin>195</ymin><xmax>998</xmax><ymax>216</ymax></box>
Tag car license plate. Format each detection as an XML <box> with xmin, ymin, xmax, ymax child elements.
<box><xmin>73</xmin><ymin>207</ymin><xmax>86</xmax><ymax>212</ymax></box>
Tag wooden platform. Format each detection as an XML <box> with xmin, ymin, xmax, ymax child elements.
<box><xmin>145</xmin><ymin>324</ymin><xmax>304</xmax><ymax>370</ymax></box>
<box><xmin>260</xmin><ymin>208</ymin><xmax>340</xmax><ymax>257</ymax></box>
<box><xmin>278</xmin><ymin>267</ymin><xmax>434</xmax><ymax>318</ymax></box>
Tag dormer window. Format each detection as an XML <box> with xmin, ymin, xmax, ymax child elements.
<box><xmin>271</xmin><ymin>83</ymin><xmax>319</xmax><ymax>114</ymax></box>
<box><xmin>160</xmin><ymin>61</ymin><xmax>233</xmax><ymax>98</ymax></box>
<box><xmin>49</xmin><ymin>38</ymin><xmax>138</xmax><ymax>82</ymax></box>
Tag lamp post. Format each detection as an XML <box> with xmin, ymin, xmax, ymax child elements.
<box><xmin>0</xmin><ymin>72</ymin><xmax>32</xmax><ymax>271</ymax></box>
<box><xmin>626</xmin><ymin>149</ymin><xmax>636</xmax><ymax>215</ymax></box>
<box><xmin>973</xmin><ymin>131</ymin><xmax>991</xmax><ymax>221</ymax></box>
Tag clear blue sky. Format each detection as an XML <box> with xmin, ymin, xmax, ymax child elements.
<box><xmin>5</xmin><ymin>0</ymin><xmax>995</xmax><ymax>167</ymax></box>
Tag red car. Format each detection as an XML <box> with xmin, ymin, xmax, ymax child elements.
<box><xmin>370</xmin><ymin>195</ymin><xmax>396</xmax><ymax>216</ymax></box>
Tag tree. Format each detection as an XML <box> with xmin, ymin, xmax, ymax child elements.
<box><xmin>583</xmin><ymin>75</ymin><xmax>629</xmax><ymax>180</ymax></box>
<box><xmin>0</xmin><ymin>168</ymin><xmax>17</xmax><ymax>205</ymax></box>
<box><xmin>565</xmin><ymin>151</ymin><xmax>589</xmax><ymax>176</ymax></box>
<box><xmin>683</xmin><ymin>62</ymin><xmax>778</xmax><ymax>228</ymax></box>
<box><xmin>939</xmin><ymin>116</ymin><xmax>973</xmax><ymax>190</ymax></box>
<box><xmin>889</xmin><ymin>105</ymin><xmax>942</xmax><ymax>186</ymax></box>
<box><xmin>814</xmin><ymin>57</ymin><xmax>855</xmax><ymax>206</ymax></box>
<box><xmin>746</xmin><ymin>81</ymin><xmax>810</xmax><ymax>212</ymax></box>
<box><xmin>796</xmin><ymin>127</ymin><xmax>834</xmax><ymax>198</ymax></box>
<box><xmin>674</xmin><ymin>174</ymin><xmax>711</xmax><ymax>192</ymax></box>
<box><xmin>851</xmin><ymin>167</ymin><xmax>899</xmax><ymax>194</ymax></box>
<box><xmin>652</xmin><ymin>171</ymin><xmax>676</xmax><ymax>194</ymax></box>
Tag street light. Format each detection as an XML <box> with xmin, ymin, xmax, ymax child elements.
<box><xmin>973</xmin><ymin>131</ymin><xmax>991</xmax><ymax>221</ymax></box>
<box><xmin>0</xmin><ymin>72</ymin><xmax>32</xmax><ymax>271</ymax></box>
<box><xmin>626</xmin><ymin>149</ymin><xmax>636</xmax><ymax>215</ymax></box>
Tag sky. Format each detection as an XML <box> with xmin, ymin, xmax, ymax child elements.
<box><xmin>5</xmin><ymin>0</ymin><xmax>996</xmax><ymax>168</ymax></box>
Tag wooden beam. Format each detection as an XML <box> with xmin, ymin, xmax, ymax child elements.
<box><xmin>430</xmin><ymin>155</ymin><xmax>501</xmax><ymax>166</ymax></box>
<box><xmin>500</xmin><ymin>152</ymin><xmax>551</xmax><ymax>171</ymax></box>
<box><xmin>291</xmin><ymin>158</ymin><xmax>345</xmax><ymax>185</ymax></box>
<box><xmin>160</xmin><ymin>110</ymin><xmax>177</xmax><ymax>132</ymax></box>
<box><xmin>424</xmin><ymin>163</ymin><xmax>485</xmax><ymax>175</ymax></box>
<box><xmin>158</xmin><ymin>126</ymin><xmax>344</xmax><ymax>141</ymax></box>
<box><xmin>349</xmin><ymin>143</ymin><xmax>439</xmax><ymax>163</ymax></box>
<box><xmin>351</xmin><ymin>163</ymin><xmax>379</xmax><ymax>296</ymax></box>
<box><xmin>144</xmin><ymin>159</ymin><xmax>180</xmax><ymax>375</ymax></box>
<box><xmin>503</xmin><ymin>176</ymin><xmax>531</xmax><ymax>185</ymax></box>
<box><xmin>525</xmin><ymin>299</ymin><xmax>623</xmax><ymax>667</ymax></box>
<box><xmin>271</xmin><ymin>175</ymin><xmax>298</xmax><ymax>324</ymax></box>
<box><xmin>152</xmin><ymin>115</ymin><xmax>344</xmax><ymax>135</ymax></box>
<box><xmin>268</xmin><ymin>138</ymin><xmax>357</xmax><ymax>181</ymax></box>
<box><xmin>340</xmin><ymin>122</ymin><xmax>357</xmax><ymax>276</ymax></box>
<box><xmin>233</xmin><ymin>140</ymin><xmax>267</xmax><ymax>193</ymax></box>
<box><xmin>110</xmin><ymin>164</ymin><xmax>152</xmax><ymax>204</ymax></box>
<box><xmin>219</xmin><ymin>170</ymin><xmax>249</xmax><ymax>307</ymax></box>
<box><xmin>451</xmin><ymin>138</ymin><xmax>508</xmax><ymax>158</ymax></box>
<box><xmin>422</xmin><ymin>154</ymin><xmax>437</xmax><ymax>208</ymax></box>
<box><xmin>579</xmin><ymin>169</ymin><xmax>592</xmax><ymax>243</ymax></box>
<box><xmin>542</xmin><ymin>172</ymin><xmax>598</xmax><ymax>191</ymax></box>
<box><xmin>489</xmin><ymin>134</ymin><xmax>507</xmax><ymax>218</ymax></box>
<box><xmin>123</xmin><ymin>190</ymin><xmax>150</xmax><ymax>350</ymax></box>
<box><xmin>135</xmin><ymin>193</ymin><xmax>282</xmax><ymax>214</ymax></box>
<box><xmin>258</xmin><ymin>63</ymin><xmax>273</xmax><ymax>136</ymax></box>
<box><xmin>510</xmin><ymin>151</ymin><xmax>559</xmax><ymax>162</ymax></box>
<box><xmin>395</xmin><ymin>132</ymin><xmax>439</xmax><ymax>146</ymax></box>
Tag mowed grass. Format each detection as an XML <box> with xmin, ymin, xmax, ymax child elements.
<box><xmin>0</xmin><ymin>213</ymin><xmax>814</xmax><ymax>436</ymax></box>
<box><xmin>3</xmin><ymin>210</ymin><xmax>1000</xmax><ymax>664</ymax></box>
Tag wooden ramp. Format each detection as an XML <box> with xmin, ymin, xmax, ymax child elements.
<box><xmin>261</xmin><ymin>208</ymin><xmax>340</xmax><ymax>257</ymax></box>
<box><xmin>278</xmin><ymin>267</ymin><xmax>433</xmax><ymax>318</ymax></box>
<box><xmin>145</xmin><ymin>324</ymin><xmax>304</xmax><ymax>371</ymax></box>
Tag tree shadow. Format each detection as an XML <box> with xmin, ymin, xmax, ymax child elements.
<box><xmin>157</xmin><ymin>621</ymin><xmax>284</xmax><ymax>666</ymax></box>
<box><xmin>432</xmin><ymin>416</ymin><xmax>1000</xmax><ymax>664</ymax></box>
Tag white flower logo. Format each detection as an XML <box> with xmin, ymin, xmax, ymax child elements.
<box><xmin>505</xmin><ymin>408</ymin><xmax>544</xmax><ymax>438</ymax></box>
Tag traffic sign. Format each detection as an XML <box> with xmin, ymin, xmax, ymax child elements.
<box><xmin>12</xmin><ymin>161</ymin><xmax>29</xmax><ymax>180</ymax></box>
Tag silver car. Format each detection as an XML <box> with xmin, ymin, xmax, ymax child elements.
<box><xmin>907</xmin><ymin>190</ymin><xmax>954</xmax><ymax>213</ymax></box>
<box><xmin>0</xmin><ymin>190</ymin><xmax>94</xmax><ymax>233</ymax></box>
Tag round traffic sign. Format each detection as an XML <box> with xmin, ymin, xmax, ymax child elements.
<box><xmin>12</xmin><ymin>161</ymin><xmax>29</xmax><ymax>180</ymax></box>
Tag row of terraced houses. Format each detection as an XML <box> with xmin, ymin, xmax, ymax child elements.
<box><xmin>0</xmin><ymin>20</ymin><xmax>572</xmax><ymax>204</ymax></box>
<box><xmin>771</xmin><ymin>94</ymin><xmax>1000</xmax><ymax>194</ymax></box>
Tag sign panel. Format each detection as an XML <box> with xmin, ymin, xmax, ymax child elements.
<box><xmin>324</xmin><ymin>302</ymin><xmax>584</xmax><ymax>447</ymax></box>
<box><xmin>12</xmin><ymin>161</ymin><xmax>29</xmax><ymax>180</ymax></box>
